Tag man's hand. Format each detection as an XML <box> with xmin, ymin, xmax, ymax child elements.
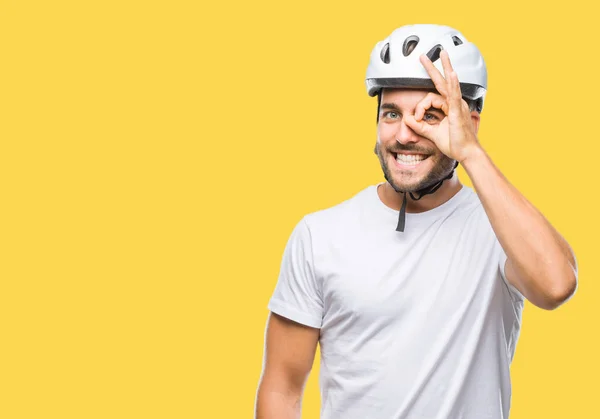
<box><xmin>404</xmin><ymin>49</ymin><xmax>480</xmax><ymax>163</ymax></box>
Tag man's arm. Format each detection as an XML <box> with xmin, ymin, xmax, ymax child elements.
<box><xmin>255</xmin><ymin>312</ymin><xmax>320</xmax><ymax>419</ymax></box>
<box><xmin>462</xmin><ymin>145</ymin><xmax>578</xmax><ymax>310</ymax></box>
<box><xmin>404</xmin><ymin>51</ymin><xmax>578</xmax><ymax>310</ymax></box>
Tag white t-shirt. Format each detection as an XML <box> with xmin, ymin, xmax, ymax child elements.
<box><xmin>268</xmin><ymin>183</ymin><xmax>525</xmax><ymax>419</ymax></box>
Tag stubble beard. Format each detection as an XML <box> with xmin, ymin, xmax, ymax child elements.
<box><xmin>375</xmin><ymin>142</ymin><xmax>456</xmax><ymax>193</ymax></box>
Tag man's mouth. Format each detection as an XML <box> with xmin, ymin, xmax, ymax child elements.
<box><xmin>392</xmin><ymin>152</ymin><xmax>430</xmax><ymax>168</ymax></box>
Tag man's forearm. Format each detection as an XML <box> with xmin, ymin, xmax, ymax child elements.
<box><xmin>255</xmin><ymin>386</ymin><xmax>302</xmax><ymax>419</ymax></box>
<box><xmin>461</xmin><ymin>144</ymin><xmax>577</xmax><ymax>305</ymax></box>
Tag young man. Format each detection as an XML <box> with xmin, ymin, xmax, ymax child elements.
<box><xmin>255</xmin><ymin>24</ymin><xmax>577</xmax><ymax>419</ymax></box>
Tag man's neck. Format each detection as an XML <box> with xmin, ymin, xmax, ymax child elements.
<box><xmin>377</xmin><ymin>176</ymin><xmax>463</xmax><ymax>213</ymax></box>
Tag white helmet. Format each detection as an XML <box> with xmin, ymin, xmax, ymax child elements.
<box><xmin>366</xmin><ymin>24</ymin><xmax>487</xmax><ymax>111</ymax></box>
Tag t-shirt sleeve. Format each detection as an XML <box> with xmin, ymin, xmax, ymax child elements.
<box><xmin>497</xmin><ymin>244</ymin><xmax>526</xmax><ymax>303</ymax></box>
<box><xmin>267</xmin><ymin>217</ymin><xmax>324</xmax><ymax>329</ymax></box>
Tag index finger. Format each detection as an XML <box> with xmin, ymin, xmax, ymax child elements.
<box><xmin>440</xmin><ymin>50</ymin><xmax>464</xmax><ymax>108</ymax></box>
<box><xmin>439</xmin><ymin>50</ymin><xmax>455</xmax><ymax>83</ymax></box>
<box><xmin>419</xmin><ymin>53</ymin><xmax>448</xmax><ymax>97</ymax></box>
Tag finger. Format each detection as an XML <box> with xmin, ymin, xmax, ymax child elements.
<box><xmin>440</xmin><ymin>50</ymin><xmax>455</xmax><ymax>87</ymax></box>
<box><xmin>447</xmin><ymin>70</ymin><xmax>464</xmax><ymax>113</ymax></box>
<box><xmin>439</xmin><ymin>50</ymin><xmax>464</xmax><ymax>111</ymax></box>
<box><xmin>404</xmin><ymin>113</ymin><xmax>435</xmax><ymax>140</ymax></box>
<box><xmin>419</xmin><ymin>54</ymin><xmax>448</xmax><ymax>97</ymax></box>
<box><xmin>415</xmin><ymin>92</ymin><xmax>448</xmax><ymax>121</ymax></box>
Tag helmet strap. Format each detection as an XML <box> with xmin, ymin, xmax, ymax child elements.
<box><xmin>392</xmin><ymin>161</ymin><xmax>458</xmax><ymax>232</ymax></box>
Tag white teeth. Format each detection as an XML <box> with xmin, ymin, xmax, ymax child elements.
<box><xmin>396</xmin><ymin>154</ymin><xmax>427</xmax><ymax>165</ymax></box>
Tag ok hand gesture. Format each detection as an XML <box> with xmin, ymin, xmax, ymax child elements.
<box><xmin>404</xmin><ymin>50</ymin><xmax>481</xmax><ymax>163</ymax></box>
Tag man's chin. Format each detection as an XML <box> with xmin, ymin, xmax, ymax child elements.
<box><xmin>388</xmin><ymin>181</ymin><xmax>426</xmax><ymax>194</ymax></box>
<box><xmin>387</xmin><ymin>171</ymin><xmax>445</xmax><ymax>193</ymax></box>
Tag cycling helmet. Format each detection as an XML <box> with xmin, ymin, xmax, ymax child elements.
<box><xmin>366</xmin><ymin>24</ymin><xmax>487</xmax><ymax>111</ymax></box>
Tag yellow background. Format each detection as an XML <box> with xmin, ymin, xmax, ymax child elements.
<box><xmin>0</xmin><ymin>0</ymin><xmax>597</xmax><ymax>418</ymax></box>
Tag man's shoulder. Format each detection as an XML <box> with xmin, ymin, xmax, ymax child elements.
<box><xmin>444</xmin><ymin>185</ymin><xmax>485</xmax><ymax>218</ymax></box>
<box><xmin>458</xmin><ymin>187</ymin><xmax>490</xmax><ymax>221</ymax></box>
<box><xmin>303</xmin><ymin>184</ymin><xmax>376</xmax><ymax>229</ymax></box>
<box><xmin>452</xmin><ymin>186</ymin><xmax>500</xmax><ymax>241</ymax></box>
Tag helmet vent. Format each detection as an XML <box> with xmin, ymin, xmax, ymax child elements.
<box><xmin>380</xmin><ymin>43</ymin><xmax>391</xmax><ymax>63</ymax></box>
<box><xmin>402</xmin><ymin>36</ymin><xmax>420</xmax><ymax>56</ymax></box>
<box><xmin>452</xmin><ymin>36</ymin><xmax>463</xmax><ymax>46</ymax></box>
<box><xmin>426</xmin><ymin>44</ymin><xmax>443</xmax><ymax>62</ymax></box>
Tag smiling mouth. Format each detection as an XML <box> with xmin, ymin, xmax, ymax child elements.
<box><xmin>392</xmin><ymin>152</ymin><xmax>430</xmax><ymax>167</ymax></box>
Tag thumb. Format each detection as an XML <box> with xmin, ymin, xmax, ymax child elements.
<box><xmin>404</xmin><ymin>114</ymin><xmax>435</xmax><ymax>140</ymax></box>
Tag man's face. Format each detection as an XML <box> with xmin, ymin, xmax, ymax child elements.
<box><xmin>375</xmin><ymin>88</ymin><xmax>456</xmax><ymax>193</ymax></box>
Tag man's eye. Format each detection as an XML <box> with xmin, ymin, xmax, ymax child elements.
<box><xmin>423</xmin><ymin>113</ymin><xmax>438</xmax><ymax>121</ymax></box>
<box><xmin>385</xmin><ymin>111</ymin><xmax>400</xmax><ymax>119</ymax></box>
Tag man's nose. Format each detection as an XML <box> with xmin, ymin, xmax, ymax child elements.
<box><xmin>396</xmin><ymin>119</ymin><xmax>419</xmax><ymax>145</ymax></box>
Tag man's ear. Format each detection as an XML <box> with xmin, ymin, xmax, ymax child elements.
<box><xmin>470</xmin><ymin>111</ymin><xmax>481</xmax><ymax>134</ymax></box>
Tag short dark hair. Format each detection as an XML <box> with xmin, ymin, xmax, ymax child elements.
<box><xmin>464</xmin><ymin>97</ymin><xmax>483</xmax><ymax>113</ymax></box>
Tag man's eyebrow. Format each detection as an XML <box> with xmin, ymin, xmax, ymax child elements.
<box><xmin>425</xmin><ymin>108</ymin><xmax>446</xmax><ymax>116</ymax></box>
<box><xmin>380</xmin><ymin>103</ymin><xmax>401</xmax><ymax>111</ymax></box>
<box><xmin>424</xmin><ymin>107</ymin><xmax>445</xmax><ymax>114</ymax></box>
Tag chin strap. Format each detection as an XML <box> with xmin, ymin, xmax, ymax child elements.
<box><xmin>393</xmin><ymin>162</ymin><xmax>458</xmax><ymax>232</ymax></box>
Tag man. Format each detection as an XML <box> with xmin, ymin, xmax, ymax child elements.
<box><xmin>255</xmin><ymin>24</ymin><xmax>577</xmax><ymax>419</ymax></box>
